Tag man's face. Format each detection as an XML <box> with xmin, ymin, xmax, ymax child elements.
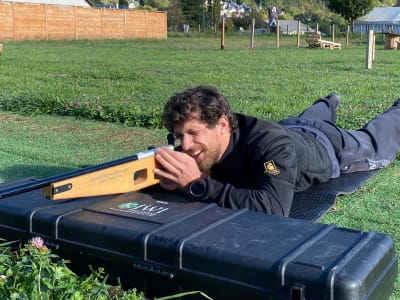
<box><xmin>173</xmin><ymin>113</ymin><xmax>230</xmax><ymax>174</ymax></box>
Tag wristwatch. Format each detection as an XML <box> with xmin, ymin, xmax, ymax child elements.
<box><xmin>188</xmin><ymin>179</ymin><xmax>206</xmax><ymax>197</ymax></box>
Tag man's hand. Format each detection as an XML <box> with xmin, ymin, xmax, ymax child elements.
<box><xmin>154</xmin><ymin>147</ymin><xmax>202</xmax><ymax>191</ymax></box>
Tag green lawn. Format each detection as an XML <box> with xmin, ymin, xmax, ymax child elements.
<box><xmin>0</xmin><ymin>35</ymin><xmax>399</xmax><ymax>299</ymax></box>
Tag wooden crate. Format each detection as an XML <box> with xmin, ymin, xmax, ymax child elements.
<box><xmin>385</xmin><ymin>33</ymin><xmax>400</xmax><ymax>49</ymax></box>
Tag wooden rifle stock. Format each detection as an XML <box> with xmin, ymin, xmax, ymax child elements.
<box><xmin>0</xmin><ymin>145</ymin><xmax>173</xmax><ymax>201</ymax></box>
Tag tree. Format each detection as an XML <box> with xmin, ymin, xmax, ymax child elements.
<box><xmin>118</xmin><ymin>0</ymin><xmax>128</xmax><ymax>8</ymax></box>
<box><xmin>181</xmin><ymin>0</ymin><xmax>217</xmax><ymax>32</ymax></box>
<box><xmin>140</xmin><ymin>0</ymin><xmax>169</xmax><ymax>10</ymax></box>
<box><xmin>182</xmin><ymin>0</ymin><xmax>202</xmax><ymax>29</ymax></box>
<box><xmin>327</xmin><ymin>0</ymin><xmax>374</xmax><ymax>23</ymax></box>
<box><xmin>233</xmin><ymin>8</ymin><xmax>266</xmax><ymax>30</ymax></box>
<box><xmin>212</xmin><ymin>0</ymin><xmax>220</xmax><ymax>30</ymax></box>
<box><xmin>167</xmin><ymin>0</ymin><xmax>187</xmax><ymax>31</ymax></box>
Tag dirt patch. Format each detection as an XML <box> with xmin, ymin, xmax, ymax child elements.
<box><xmin>0</xmin><ymin>114</ymin><xmax>30</xmax><ymax>124</ymax></box>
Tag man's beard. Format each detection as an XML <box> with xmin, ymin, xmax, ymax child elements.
<box><xmin>186</xmin><ymin>147</ymin><xmax>220</xmax><ymax>176</ymax></box>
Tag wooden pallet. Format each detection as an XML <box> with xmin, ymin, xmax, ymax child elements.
<box><xmin>305</xmin><ymin>31</ymin><xmax>321</xmax><ymax>48</ymax></box>
<box><xmin>318</xmin><ymin>39</ymin><xmax>341</xmax><ymax>50</ymax></box>
<box><xmin>305</xmin><ymin>31</ymin><xmax>341</xmax><ymax>50</ymax></box>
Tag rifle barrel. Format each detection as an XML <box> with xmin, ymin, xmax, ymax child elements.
<box><xmin>0</xmin><ymin>146</ymin><xmax>172</xmax><ymax>199</ymax></box>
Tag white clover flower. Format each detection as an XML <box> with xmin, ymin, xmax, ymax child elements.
<box><xmin>30</xmin><ymin>236</ymin><xmax>44</xmax><ymax>249</ymax></box>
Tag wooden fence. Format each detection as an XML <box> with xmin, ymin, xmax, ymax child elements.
<box><xmin>0</xmin><ymin>2</ymin><xmax>167</xmax><ymax>41</ymax></box>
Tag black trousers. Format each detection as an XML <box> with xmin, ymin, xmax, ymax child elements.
<box><xmin>289</xmin><ymin>97</ymin><xmax>400</xmax><ymax>173</ymax></box>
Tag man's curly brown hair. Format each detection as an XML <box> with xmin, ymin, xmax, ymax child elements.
<box><xmin>162</xmin><ymin>85</ymin><xmax>238</xmax><ymax>133</ymax></box>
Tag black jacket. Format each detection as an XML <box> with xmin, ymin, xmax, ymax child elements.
<box><xmin>195</xmin><ymin>113</ymin><xmax>332</xmax><ymax>216</ymax></box>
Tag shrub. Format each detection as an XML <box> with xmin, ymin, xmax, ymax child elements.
<box><xmin>0</xmin><ymin>237</ymin><xmax>144</xmax><ymax>300</ymax></box>
<box><xmin>0</xmin><ymin>94</ymin><xmax>162</xmax><ymax>129</ymax></box>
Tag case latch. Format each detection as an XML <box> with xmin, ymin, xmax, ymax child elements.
<box><xmin>291</xmin><ymin>283</ymin><xmax>305</xmax><ymax>300</ymax></box>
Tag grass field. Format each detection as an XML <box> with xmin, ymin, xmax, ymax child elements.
<box><xmin>0</xmin><ymin>35</ymin><xmax>399</xmax><ymax>299</ymax></box>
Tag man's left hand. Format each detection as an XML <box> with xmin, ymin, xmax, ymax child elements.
<box><xmin>154</xmin><ymin>147</ymin><xmax>203</xmax><ymax>190</ymax></box>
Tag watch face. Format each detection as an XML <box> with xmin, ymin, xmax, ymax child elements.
<box><xmin>190</xmin><ymin>180</ymin><xmax>205</xmax><ymax>197</ymax></box>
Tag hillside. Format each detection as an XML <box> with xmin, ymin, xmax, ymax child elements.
<box><xmin>269</xmin><ymin>0</ymin><xmax>397</xmax><ymax>32</ymax></box>
<box><xmin>98</xmin><ymin>0</ymin><xmax>399</xmax><ymax>33</ymax></box>
<box><xmin>276</xmin><ymin>0</ymin><xmax>396</xmax><ymax>14</ymax></box>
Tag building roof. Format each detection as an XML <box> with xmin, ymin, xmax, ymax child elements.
<box><xmin>278</xmin><ymin>20</ymin><xmax>315</xmax><ymax>34</ymax></box>
<box><xmin>354</xmin><ymin>7</ymin><xmax>400</xmax><ymax>34</ymax></box>
<box><xmin>355</xmin><ymin>7</ymin><xmax>400</xmax><ymax>24</ymax></box>
<box><xmin>0</xmin><ymin>0</ymin><xmax>92</xmax><ymax>7</ymax></box>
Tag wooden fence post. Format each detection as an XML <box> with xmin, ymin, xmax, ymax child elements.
<box><xmin>276</xmin><ymin>21</ymin><xmax>280</xmax><ymax>48</ymax></box>
<box><xmin>296</xmin><ymin>19</ymin><xmax>300</xmax><ymax>48</ymax></box>
<box><xmin>366</xmin><ymin>29</ymin><xmax>374</xmax><ymax>69</ymax></box>
<box><xmin>250</xmin><ymin>18</ymin><xmax>255</xmax><ymax>49</ymax></box>
<box><xmin>221</xmin><ymin>18</ymin><xmax>225</xmax><ymax>50</ymax></box>
<box><xmin>372</xmin><ymin>32</ymin><xmax>376</xmax><ymax>61</ymax></box>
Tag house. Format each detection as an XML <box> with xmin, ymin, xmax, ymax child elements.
<box><xmin>221</xmin><ymin>1</ymin><xmax>251</xmax><ymax>18</ymax></box>
<box><xmin>353</xmin><ymin>6</ymin><xmax>400</xmax><ymax>34</ymax></box>
<box><xmin>278</xmin><ymin>20</ymin><xmax>315</xmax><ymax>35</ymax></box>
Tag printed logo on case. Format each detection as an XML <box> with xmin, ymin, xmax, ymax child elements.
<box><xmin>113</xmin><ymin>200</ymin><xmax>169</xmax><ymax>217</ymax></box>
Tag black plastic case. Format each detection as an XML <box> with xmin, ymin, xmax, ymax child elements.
<box><xmin>0</xmin><ymin>178</ymin><xmax>397</xmax><ymax>300</ymax></box>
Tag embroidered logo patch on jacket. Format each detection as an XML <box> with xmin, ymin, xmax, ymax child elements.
<box><xmin>264</xmin><ymin>160</ymin><xmax>280</xmax><ymax>175</ymax></box>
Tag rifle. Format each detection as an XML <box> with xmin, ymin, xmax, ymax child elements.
<box><xmin>0</xmin><ymin>145</ymin><xmax>173</xmax><ymax>201</ymax></box>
